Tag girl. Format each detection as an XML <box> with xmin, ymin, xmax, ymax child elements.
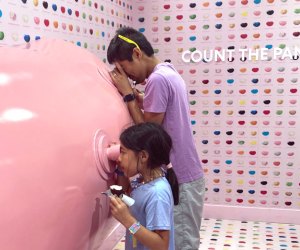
<box><xmin>110</xmin><ymin>122</ymin><xmax>179</xmax><ymax>250</ymax></box>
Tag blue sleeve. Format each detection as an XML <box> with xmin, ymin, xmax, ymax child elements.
<box><xmin>145</xmin><ymin>191</ymin><xmax>172</xmax><ymax>231</ymax></box>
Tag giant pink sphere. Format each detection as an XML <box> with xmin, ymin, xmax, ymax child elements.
<box><xmin>0</xmin><ymin>39</ymin><xmax>131</xmax><ymax>250</ymax></box>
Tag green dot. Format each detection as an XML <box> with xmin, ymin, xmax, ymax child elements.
<box><xmin>294</xmin><ymin>8</ymin><xmax>300</xmax><ymax>14</ymax></box>
<box><xmin>0</xmin><ymin>31</ymin><xmax>4</xmax><ymax>40</ymax></box>
<box><xmin>190</xmin><ymin>100</ymin><xmax>196</xmax><ymax>105</ymax></box>
<box><xmin>279</xmin><ymin>43</ymin><xmax>286</xmax><ymax>49</ymax></box>
<box><xmin>84</xmin><ymin>42</ymin><xmax>88</xmax><ymax>48</ymax></box>
<box><xmin>190</xmin><ymin>14</ymin><xmax>196</xmax><ymax>20</ymax></box>
<box><xmin>154</xmin><ymin>48</ymin><xmax>159</xmax><ymax>53</ymax></box>
<box><xmin>164</xmin><ymin>16</ymin><xmax>170</xmax><ymax>21</ymax></box>
<box><xmin>203</xmin><ymin>24</ymin><xmax>210</xmax><ymax>30</ymax></box>
<box><xmin>189</xmin><ymin>47</ymin><xmax>196</xmax><ymax>52</ymax></box>
<box><xmin>101</xmin><ymin>5</ymin><xmax>104</xmax><ymax>11</ymax></box>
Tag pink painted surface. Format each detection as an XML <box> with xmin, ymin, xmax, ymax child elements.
<box><xmin>0</xmin><ymin>39</ymin><xmax>131</xmax><ymax>250</ymax></box>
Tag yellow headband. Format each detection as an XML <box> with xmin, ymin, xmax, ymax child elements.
<box><xmin>118</xmin><ymin>34</ymin><xmax>140</xmax><ymax>50</ymax></box>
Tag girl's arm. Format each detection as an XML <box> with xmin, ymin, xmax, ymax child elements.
<box><xmin>110</xmin><ymin>196</ymin><xmax>169</xmax><ymax>250</ymax></box>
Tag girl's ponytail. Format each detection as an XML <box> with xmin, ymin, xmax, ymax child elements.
<box><xmin>166</xmin><ymin>168</ymin><xmax>179</xmax><ymax>205</ymax></box>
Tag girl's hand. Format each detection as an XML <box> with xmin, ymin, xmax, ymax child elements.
<box><xmin>109</xmin><ymin>196</ymin><xmax>135</xmax><ymax>228</ymax></box>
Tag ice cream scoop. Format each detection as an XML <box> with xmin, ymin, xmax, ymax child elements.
<box><xmin>101</xmin><ymin>185</ymin><xmax>135</xmax><ymax>207</ymax></box>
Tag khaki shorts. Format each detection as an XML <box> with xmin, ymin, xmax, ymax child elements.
<box><xmin>174</xmin><ymin>177</ymin><xmax>205</xmax><ymax>250</ymax></box>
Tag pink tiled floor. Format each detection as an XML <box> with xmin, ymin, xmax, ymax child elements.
<box><xmin>112</xmin><ymin>218</ymin><xmax>300</xmax><ymax>250</ymax></box>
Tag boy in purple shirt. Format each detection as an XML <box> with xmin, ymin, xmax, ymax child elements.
<box><xmin>107</xmin><ymin>27</ymin><xmax>205</xmax><ymax>250</ymax></box>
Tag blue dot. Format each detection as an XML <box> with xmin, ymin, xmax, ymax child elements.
<box><xmin>24</xmin><ymin>34</ymin><xmax>30</xmax><ymax>42</ymax></box>
<box><xmin>202</xmin><ymin>140</ymin><xmax>208</xmax><ymax>144</ymax></box>
<box><xmin>265</xmin><ymin>44</ymin><xmax>273</xmax><ymax>49</ymax></box>
<box><xmin>213</xmin><ymin>188</ymin><xmax>220</xmax><ymax>192</ymax></box>
<box><xmin>215</xmin><ymin>24</ymin><xmax>222</xmax><ymax>29</ymax></box>
<box><xmin>214</xmin><ymin>131</ymin><xmax>221</xmax><ymax>135</ymax></box>
<box><xmin>252</xmin><ymin>78</ymin><xmax>259</xmax><ymax>84</ymax></box>
<box><xmin>0</xmin><ymin>10</ymin><xmax>2</xmax><ymax>18</ymax></box>
<box><xmin>213</xmin><ymin>169</ymin><xmax>220</xmax><ymax>173</ymax></box>
<box><xmin>138</xmin><ymin>28</ymin><xmax>145</xmax><ymax>32</ymax></box>
<box><xmin>225</xmin><ymin>160</ymin><xmax>232</xmax><ymax>165</ymax></box>
<box><xmin>216</xmin><ymin>1</ymin><xmax>223</xmax><ymax>6</ymax></box>
<box><xmin>254</xmin><ymin>0</ymin><xmax>261</xmax><ymax>4</ymax></box>
<box><xmin>250</xmin><ymin>110</ymin><xmax>257</xmax><ymax>115</ymax></box>
<box><xmin>227</xmin><ymin>79</ymin><xmax>234</xmax><ymax>84</ymax></box>
<box><xmin>35</xmin><ymin>36</ymin><xmax>41</xmax><ymax>40</ymax></box>
<box><xmin>76</xmin><ymin>41</ymin><xmax>81</xmax><ymax>46</ymax></box>
<box><xmin>214</xmin><ymin>89</ymin><xmax>221</xmax><ymax>94</ymax></box>
<box><xmin>253</xmin><ymin>22</ymin><xmax>260</xmax><ymax>27</ymax></box>
<box><xmin>191</xmin><ymin>120</ymin><xmax>196</xmax><ymax>125</ymax></box>
<box><xmin>68</xmin><ymin>9</ymin><xmax>72</xmax><ymax>15</ymax></box>
<box><xmin>248</xmin><ymin>190</ymin><xmax>255</xmax><ymax>194</ymax></box>
<box><xmin>249</xmin><ymin>170</ymin><xmax>256</xmax><ymax>175</ymax></box>
<box><xmin>101</xmin><ymin>31</ymin><xmax>105</xmax><ymax>37</ymax></box>
<box><xmin>251</xmin><ymin>89</ymin><xmax>258</xmax><ymax>94</ymax></box>
<box><xmin>262</xmin><ymin>131</ymin><xmax>269</xmax><ymax>136</ymax></box>
<box><xmin>189</xmin><ymin>36</ymin><xmax>196</xmax><ymax>41</ymax></box>
<box><xmin>52</xmin><ymin>4</ymin><xmax>57</xmax><ymax>11</ymax></box>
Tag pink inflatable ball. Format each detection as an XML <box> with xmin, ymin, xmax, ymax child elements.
<box><xmin>0</xmin><ymin>38</ymin><xmax>131</xmax><ymax>250</ymax></box>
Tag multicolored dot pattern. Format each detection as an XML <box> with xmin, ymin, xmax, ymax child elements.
<box><xmin>200</xmin><ymin>218</ymin><xmax>300</xmax><ymax>250</ymax></box>
<box><xmin>137</xmin><ymin>0</ymin><xmax>300</xmax><ymax>210</ymax></box>
<box><xmin>0</xmin><ymin>0</ymin><xmax>133</xmax><ymax>62</ymax></box>
<box><xmin>113</xmin><ymin>218</ymin><xmax>300</xmax><ymax>250</ymax></box>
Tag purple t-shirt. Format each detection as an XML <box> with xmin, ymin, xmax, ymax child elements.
<box><xmin>143</xmin><ymin>63</ymin><xmax>203</xmax><ymax>184</ymax></box>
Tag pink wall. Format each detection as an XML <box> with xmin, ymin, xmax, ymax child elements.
<box><xmin>135</xmin><ymin>0</ymin><xmax>300</xmax><ymax>223</ymax></box>
<box><xmin>0</xmin><ymin>0</ymin><xmax>134</xmax><ymax>62</ymax></box>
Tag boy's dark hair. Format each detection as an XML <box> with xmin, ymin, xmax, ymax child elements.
<box><xmin>107</xmin><ymin>27</ymin><xmax>154</xmax><ymax>64</ymax></box>
<box><xmin>120</xmin><ymin>122</ymin><xmax>179</xmax><ymax>205</ymax></box>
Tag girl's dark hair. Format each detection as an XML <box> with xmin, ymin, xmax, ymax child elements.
<box><xmin>107</xmin><ymin>27</ymin><xmax>154</xmax><ymax>64</ymax></box>
<box><xmin>120</xmin><ymin>122</ymin><xmax>179</xmax><ymax>205</ymax></box>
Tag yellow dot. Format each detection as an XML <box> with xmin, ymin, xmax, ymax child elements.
<box><xmin>237</xmin><ymin>179</ymin><xmax>244</xmax><ymax>185</ymax></box>
<box><xmin>239</xmin><ymin>100</ymin><xmax>246</xmax><ymax>105</ymax></box>
<box><xmin>33</xmin><ymin>0</ymin><xmax>39</xmax><ymax>7</ymax></box>
<box><xmin>241</xmin><ymin>11</ymin><xmax>248</xmax><ymax>17</ymax></box>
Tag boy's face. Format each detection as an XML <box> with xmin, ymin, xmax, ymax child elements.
<box><xmin>116</xmin><ymin>56</ymin><xmax>146</xmax><ymax>84</ymax></box>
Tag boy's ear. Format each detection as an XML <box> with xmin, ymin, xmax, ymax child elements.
<box><xmin>133</xmin><ymin>47</ymin><xmax>142</xmax><ymax>59</ymax></box>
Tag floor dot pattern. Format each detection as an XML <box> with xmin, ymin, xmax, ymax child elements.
<box><xmin>112</xmin><ymin>218</ymin><xmax>300</xmax><ymax>250</ymax></box>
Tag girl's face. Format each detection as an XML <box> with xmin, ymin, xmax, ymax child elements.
<box><xmin>118</xmin><ymin>144</ymin><xmax>139</xmax><ymax>178</ymax></box>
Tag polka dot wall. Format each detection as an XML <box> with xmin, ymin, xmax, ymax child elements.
<box><xmin>136</xmin><ymin>0</ymin><xmax>300</xmax><ymax>212</ymax></box>
<box><xmin>1</xmin><ymin>0</ymin><xmax>300</xmax><ymax>219</ymax></box>
<box><xmin>0</xmin><ymin>0</ymin><xmax>133</xmax><ymax>62</ymax></box>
